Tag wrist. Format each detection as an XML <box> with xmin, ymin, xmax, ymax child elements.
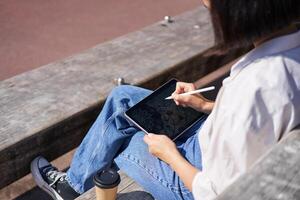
<box><xmin>168</xmin><ymin>149</ymin><xmax>183</xmax><ymax>167</ymax></box>
<box><xmin>197</xmin><ymin>100</ymin><xmax>214</xmax><ymax>114</ymax></box>
<box><xmin>168</xmin><ymin>151</ymin><xmax>199</xmax><ymax>191</ymax></box>
<box><xmin>203</xmin><ymin>101</ymin><xmax>214</xmax><ymax>113</ymax></box>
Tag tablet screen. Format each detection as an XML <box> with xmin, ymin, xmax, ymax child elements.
<box><xmin>125</xmin><ymin>79</ymin><xmax>204</xmax><ymax>140</ymax></box>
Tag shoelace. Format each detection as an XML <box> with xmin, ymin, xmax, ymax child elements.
<box><xmin>45</xmin><ymin>167</ymin><xmax>67</xmax><ymax>187</ymax></box>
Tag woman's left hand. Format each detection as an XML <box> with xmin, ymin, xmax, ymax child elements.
<box><xmin>143</xmin><ymin>133</ymin><xmax>181</xmax><ymax>165</ymax></box>
<box><xmin>144</xmin><ymin>133</ymin><xmax>199</xmax><ymax>192</ymax></box>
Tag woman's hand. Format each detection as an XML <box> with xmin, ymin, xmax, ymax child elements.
<box><xmin>144</xmin><ymin>133</ymin><xmax>200</xmax><ymax>191</ymax></box>
<box><xmin>172</xmin><ymin>82</ymin><xmax>214</xmax><ymax>114</ymax></box>
<box><xmin>143</xmin><ymin>134</ymin><xmax>181</xmax><ymax>165</ymax></box>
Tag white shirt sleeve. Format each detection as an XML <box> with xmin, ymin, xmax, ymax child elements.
<box><xmin>192</xmin><ymin>171</ymin><xmax>217</xmax><ymax>200</ymax></box>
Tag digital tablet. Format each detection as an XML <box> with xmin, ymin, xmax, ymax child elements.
<box><xmin>124</xmin><ymin>78</ymin><xmax>205</xmax><ymax>140</ymax></box>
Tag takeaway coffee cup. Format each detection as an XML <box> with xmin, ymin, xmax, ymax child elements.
<box><xmin>93</xmin><ymin>168</ymin><xmax>121</xmax><ymax>200</ymax></box>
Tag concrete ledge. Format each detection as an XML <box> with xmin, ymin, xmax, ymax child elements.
<box><xmin>216</xmin><ymin>126</ymin><xmax>300</xmax><ymax>200</ymax></box>
<box><xmin>0</xmin><ymin>6</ymin><xmax>246</xmax><ymax>188</ymax></box>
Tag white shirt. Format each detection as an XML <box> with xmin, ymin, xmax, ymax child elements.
<box><xmin>192</xmin><ymin>30</ymin><xmax>300</xmax><ymax>200</ymax></box>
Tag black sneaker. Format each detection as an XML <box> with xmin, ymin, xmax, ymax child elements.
<box><xmin>31</xmin><ymin>156</ymin><xmax>80</xmax><ymax>200</ymax></box>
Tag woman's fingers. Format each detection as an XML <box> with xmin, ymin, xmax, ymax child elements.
<box><xmin>144</xmin><ymin>134</ymin><xmax>161</xmax><ymax>155</ymax></box>
<box><xmin>143</xmin><ymin>133</ymin><xmax>153</xmax><ymax>145</ymax></box>
<box><xmin>143</xmin><ymin>134</ymin><xmax>178</xmax><ymax>164</ymax></box>
<box><xmin>175</xmin><ymin>82</ymin><xmax>196</xmax><ymax>94</ymax></box>
<box><xmin>172</xmin><ymin>82</ymin><xmax>198</xmax><ymax>107</ymax></box>
<box><xmin>175</xmin><ymin>82</ymin><xmax>185</xmax><ymax>93</ymax></box>
<box><xmin>172</xmin><ymin>92</ymin><xmax>194</xmax><ymax>105</ymax></box>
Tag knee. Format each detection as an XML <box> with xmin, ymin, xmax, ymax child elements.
<box><xmin>109</xmin><ymin>85</ymin><xmax>137</xmax><ymax>98</ymax></box>
<box><xmin>107</xmin><ymin>85</ymin><xmax>151</xmax><ymax>110</ymax></box>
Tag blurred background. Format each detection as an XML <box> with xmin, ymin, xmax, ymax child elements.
<box><xmin>0</xmin><ymin>0</ymin><xmax>200</xmax><ymax>81</ymax></box>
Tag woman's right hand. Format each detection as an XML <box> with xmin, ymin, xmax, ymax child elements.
<box><xmin>171</xmin><ymin>82</ymin><xmax>215</xmax><ymax>114</ymax></box>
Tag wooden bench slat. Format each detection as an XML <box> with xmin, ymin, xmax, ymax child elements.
<box><xmin>118</xmin><ymin>172</ymin><xmax>136</xmax><ymax>192</ymax></box>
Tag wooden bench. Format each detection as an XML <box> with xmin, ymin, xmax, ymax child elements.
<box><xmin>0</xmin><ymin>6</ymin><xmax>247</xmax><ymax>195</ymax></box>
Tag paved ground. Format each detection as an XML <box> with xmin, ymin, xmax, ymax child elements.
<box><xmin>0</xmin><ymin>0</ymin><xmax>200</xmax><ymax>81</ymax></box>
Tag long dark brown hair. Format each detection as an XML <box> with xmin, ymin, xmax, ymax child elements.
<box><xmin>210</xmin><ymin>0</ymin><xmax>300</xmax><ymax>49</ymax></box>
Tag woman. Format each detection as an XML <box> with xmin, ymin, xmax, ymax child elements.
<box><xmin>31</xmin><ymin>0</ymin><xmax>300</xmax><ymax>199</ymax></box>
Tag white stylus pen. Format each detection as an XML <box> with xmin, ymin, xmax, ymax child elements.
<box><xmin>165</xmin><ymin>86</ymin><xmax>215</xmax><ymax>100</ymax></box>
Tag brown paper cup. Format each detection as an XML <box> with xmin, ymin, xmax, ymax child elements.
<box><xmin>93</xmin><ymin>169</ymin><xmax>121</xmax><ymax>200</ymax></box>
<box><xmin>95</xmin><ymin>186</ymin><xmax>118</xmax><ymax>200</ymax></box>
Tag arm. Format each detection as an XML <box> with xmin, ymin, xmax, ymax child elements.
<box><xmin>143</xmin><ymin>82</ymin><xmax>215</xmax><ymax>191</ymax></box>
<box><xmin>143</xmin><ymin>134</ymin><xmax>199</xmax><ymax>191</ymax></box>
<box><xmin>168</xmin><ymin>150</ymin><xmax>200</xmax><ymax>191</ymax></box>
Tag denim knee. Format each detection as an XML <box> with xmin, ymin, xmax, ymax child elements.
<box><xmin>108</xmin><ymin>85</ymin><xmax>152</xmax><ymax>110</ymax></box>
<box><xmin>109</xmin><ymin>85</ymin><xmax>139</xmax><ymax>97</ymax></box>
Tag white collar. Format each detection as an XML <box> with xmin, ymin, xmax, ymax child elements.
<box><xmin>230</xmin><ymin>30</ymin><xmax>300</xmax><ymax>76</ymax></box>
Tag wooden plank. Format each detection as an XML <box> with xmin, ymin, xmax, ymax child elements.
<box><xmin>76</xmin><ymin>171</ymin><xmax>153</xmax><ymax>200</ymax></box>
<box><xmin>216</xmin><ymin>127</ymin><xmax>300</xmax><ymax>200</ymax></box>
<box><xmin>118</xmin><ymin>171</ymin><xmax>135</xmax><ymax>192</ymax></box>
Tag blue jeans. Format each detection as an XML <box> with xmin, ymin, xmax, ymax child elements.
<box><xmin>66</xmin><ymin>85</ymin><xmax>206</xmax><ymax>200</ymax></box>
